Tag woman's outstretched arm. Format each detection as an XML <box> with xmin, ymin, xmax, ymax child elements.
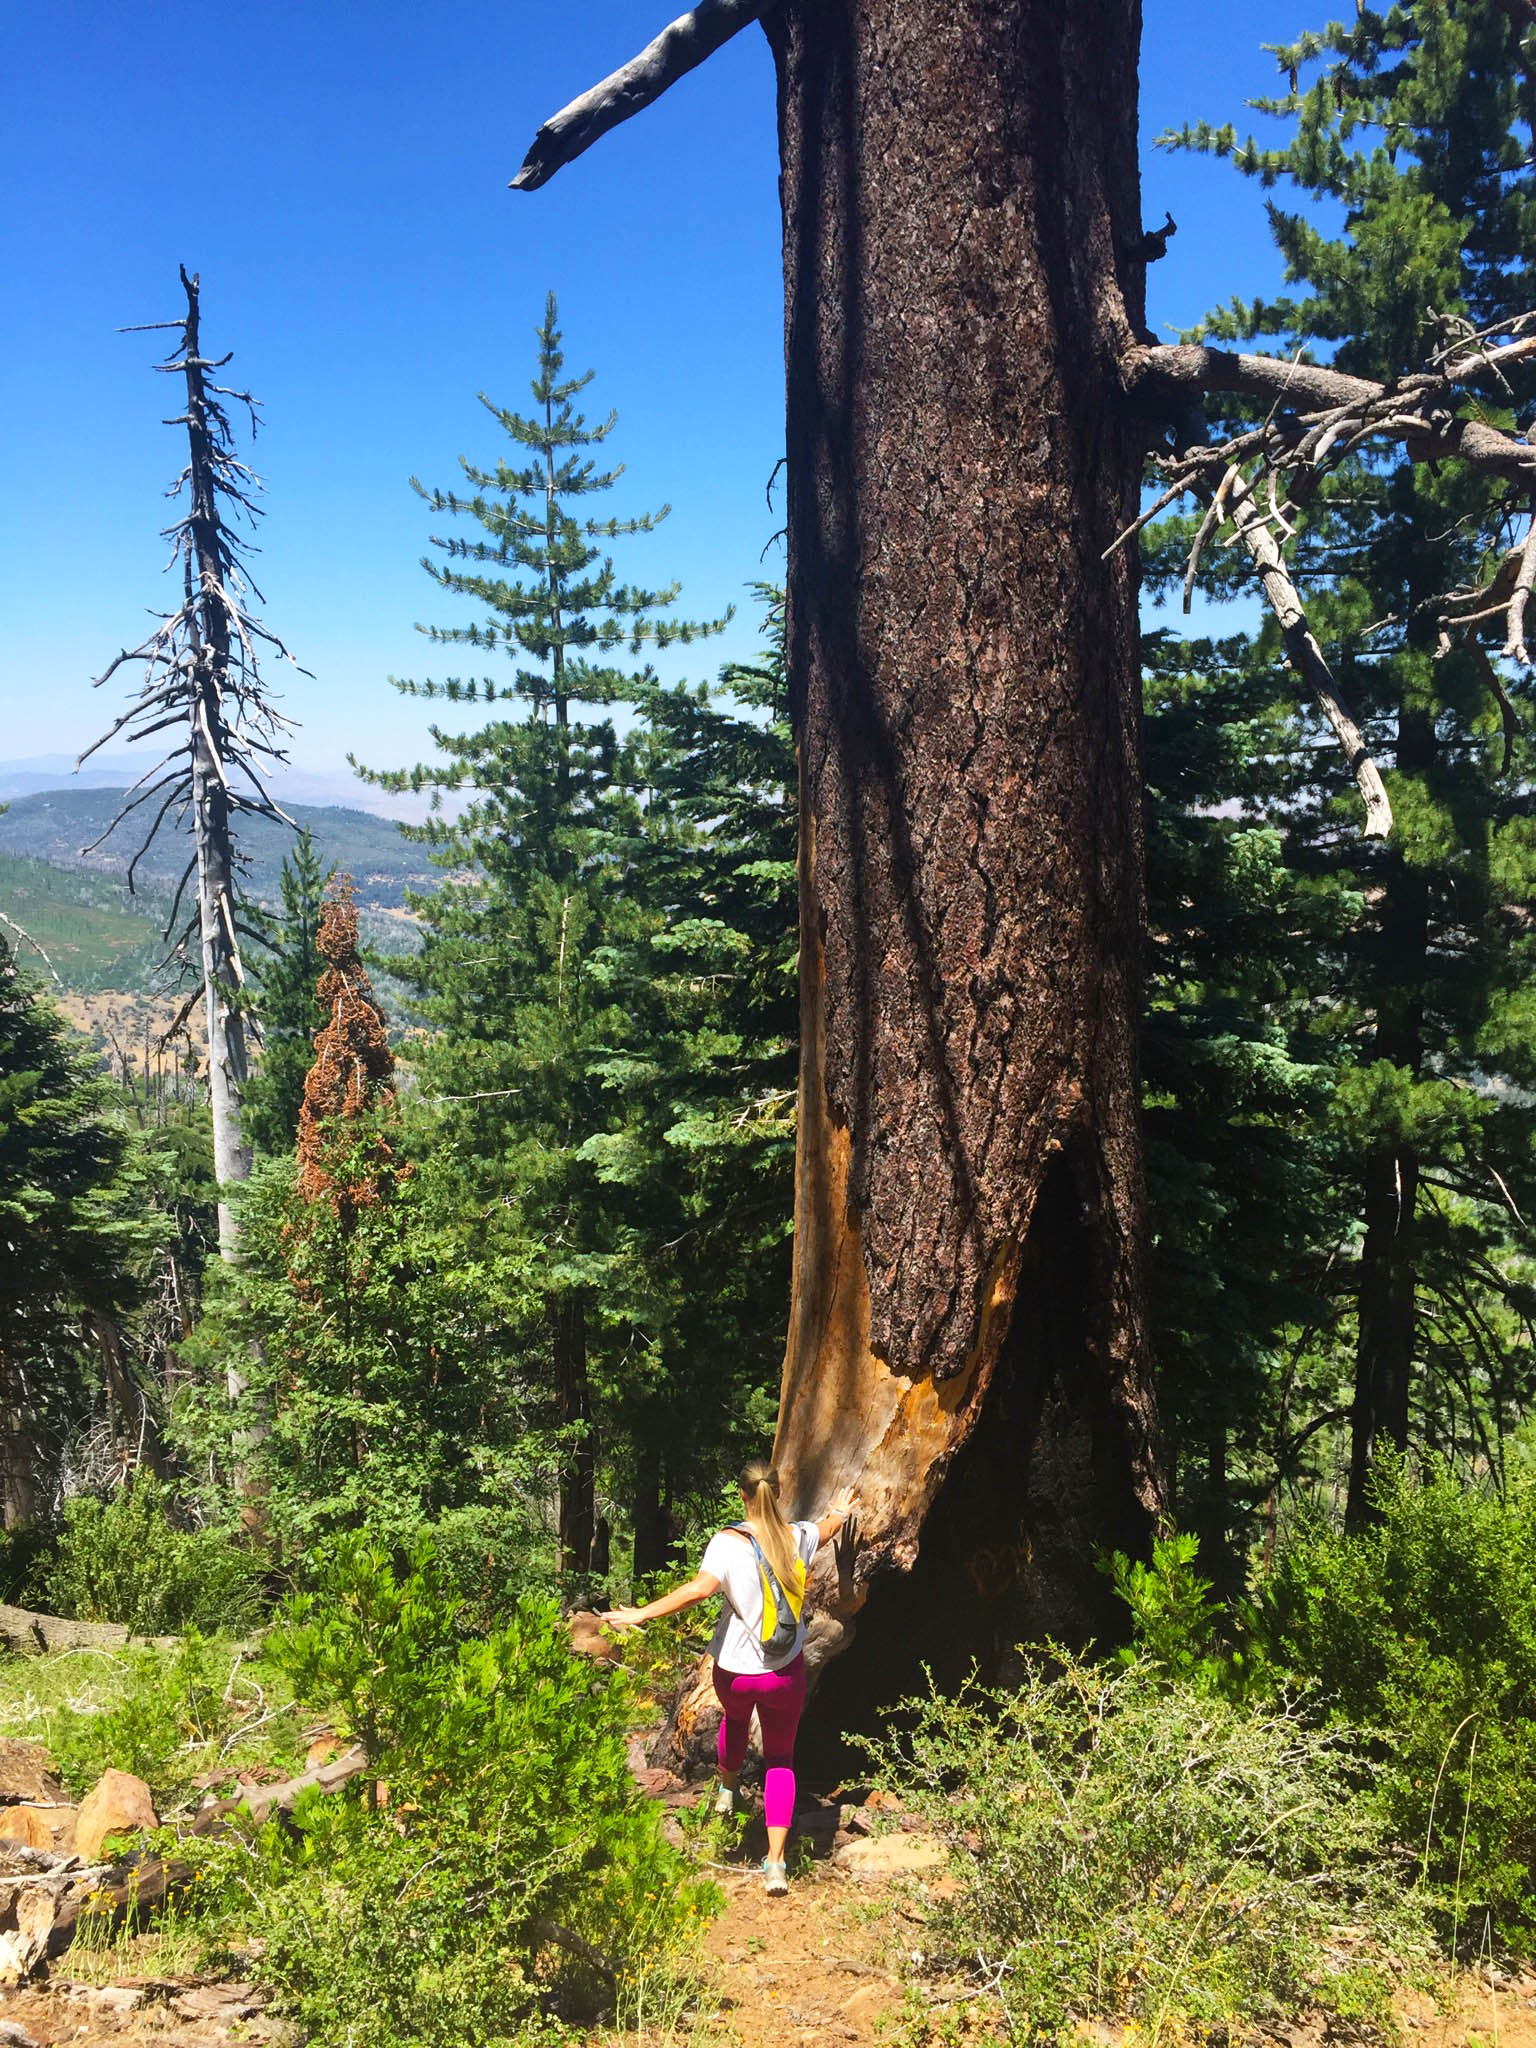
<box><xmin>603</xmin><ymin>1569</ymin><xmax>722</xmax><ymax>1629</ymax></box>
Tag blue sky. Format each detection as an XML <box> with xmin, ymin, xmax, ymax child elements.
<box><xmin>0</xmin><ymin>1</ymin><xmax>1318</xmax><ymax>785</ymax></box>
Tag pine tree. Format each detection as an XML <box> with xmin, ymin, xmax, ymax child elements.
<box><xmin>296</xmin><ymin>877</ymin><xmax>406</xmax><ymax>1221</ymax></box>
<box><xmin>515</xmin><ymin>0</ymin><xmax>1536</xmax><ymax>1756</ymax></box>
<box><xmin>357</xmin><ymin>293</ymin><xmax>728</xmax><ymax>1577</ymax></box>
<box><xmin>245</xmin><ymin>830</ymin><xmax>332</xmax><ymax>1158</ymax></box>
<box><xmin>0</xmin><ymin>943</ymin><xmax>161</xmax><ymax>1524</ymax></box>
<box><xmin>573</xmin><ymin>587</ymin><xmax>799</xmax><ymax>1575</ymax></box>
<box><xmin>186</xmin><ymin>891</ymin><xmax>537</xmax><ymax>1557</ymax></box>
<box><xmin>1160</xmin><ymin>0</ymin><xmax>1536</xmax><ymax>1519</ymax></box>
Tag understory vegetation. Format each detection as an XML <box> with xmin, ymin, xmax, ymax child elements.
<box><xmin>9</xmin><ymin>1480</ymin><xmax>1536</xmax><ymax>2044</ymax></box>
<box><xmin>871</xmin><ymin>1658</ymin><xmax>1431</xmax><ymax>2043</ymax></box>
<box><xmin>4</xmin><ymin>3</ymin><xmax>1536</xmax><ymax>2043</ymax></box>
<box><xmin>2</xmin><ymin>1542</ymin><xmax>714</xmax><ymax>2045</ymax></box>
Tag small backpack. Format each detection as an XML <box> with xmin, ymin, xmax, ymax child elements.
<box><xmin>731</xmin><ymin>1524</ymin><xmax>807</xmax><ymax>1665</ymax></box>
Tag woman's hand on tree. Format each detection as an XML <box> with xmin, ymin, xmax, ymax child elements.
<box><xmin>817</xmin><ymin>1493</ymin><xmax>858</xmax><ymax>1541</ymax></box>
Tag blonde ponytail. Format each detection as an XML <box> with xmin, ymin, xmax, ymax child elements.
<box><xmin>738</xmin><ymin>1459</ymin><xmax>800</xmax><ymax>1587</ymax></box>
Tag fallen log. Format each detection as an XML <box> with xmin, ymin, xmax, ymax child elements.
<box><xmin>44</xmin><ymin>1854</ymin><xmax>187</xmax><ymax>1958</ymax></box>
<box><xmin>0</xmin><ymin>1842</ymin><xmax>198</xmax><ymax>1979</ymax></box>
<box><xmin>0</xmin><ymin>1606</ymin><xmax>176</xmax><ymax>1657</ymax></box>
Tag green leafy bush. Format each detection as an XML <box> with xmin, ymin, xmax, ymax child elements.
<box><xmin>862</xmin><ymin>1652</ymin><xmax>1430</xmax><ymax>2045</ymax></box>
<box><xmin>271</xmin><ymin>1533</ymin><xmax>466</xmax><ymax>1765</ymax></box>
<box><xmin>222</xmin><ymin>1538</ymin><xmax>719</xmax><ymax>2043</ymax></box>
<box><xmin>415</xmin><ymin>1498</ymin><xmax>560</xmax><ymax>1632</ymax></box>
<box><xmin>46</xmin><ymin>1474</ymin><xmax>263</xmax><ymax>1637</ymax></box>
<box><xmin>1259</xmin><ymin>1453</ymin><xmax>1536</xmax><ymax>1934</ymax></box>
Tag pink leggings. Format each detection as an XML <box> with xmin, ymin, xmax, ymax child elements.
<box><xmin>713</xmin><ymin>1652</ymin><xmax>806</xmax><ymax>1831</ymax></box>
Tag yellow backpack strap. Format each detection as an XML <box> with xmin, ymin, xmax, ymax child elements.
<box><xmin>736</xmin><ymin>1526</ymin><xmax>806</xmax><ymax>1639</ymax></box>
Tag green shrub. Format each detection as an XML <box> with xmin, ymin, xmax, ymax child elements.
<box><xmin>414</xmin><ymin>1501</ymin><xmax>560</xmax><ymax>1634</ymax></box>
<box><xmin>862</xmin><ymin>1652</ymin><xmax>1430</xmax><ymax>2045</ymax></box>
<box><xmin>221</xmin><ymin>1538</ymin><xmax>720</xmax><ymax>2043</ymax></box>
<box><xmin>46</xmin><ymin>1474</ymin><xmax>264</xmax><ymax>1636</ymax></box>
<box><xmin>1104</xmin><ymin>1527</ymin><xmax>1258</xmax><ymax>1695</ymax></box>
<box><xmin>1258</xmin><ymin>1452</ymin><xmax>1536</xmax><ymax>1936</ymax></box>
<box><xmin>270</xmin><ymin>1533</ymin><xmax>466</xmax><ymax>1766</ymax></box>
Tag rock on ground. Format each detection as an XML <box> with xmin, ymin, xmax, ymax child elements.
<box><xmin>74</xmin><ymin>1775</ymin><xmax>157</xmax><ymax>1864</ymax></box>
<box><xmin>833</xmin><ymin>1831</ymin><xmax>947</xmax><ymax>1878</ymax></box>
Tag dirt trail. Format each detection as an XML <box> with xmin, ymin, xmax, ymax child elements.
<box><xmin>700</xmin><ymin>1855</ymin><xmax>904</xmax><ymax>2048</ymax></box>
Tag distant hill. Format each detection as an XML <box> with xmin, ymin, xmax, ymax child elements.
<box><xmin>0</xmin><ymin>852</ymin><xmax>167</xmax><ymax>992</ymax></box>
<box><xmin>0</xmin><ymin>789</ymin><xmax>441</xmax><ymax>911</ymax></box>
<box><xmin>0</xmin><ymin>791</ymin><xmax>434</xmax><ymax>1003</ymax></box>
<box><xmin>0</xmin><ymin>753</ymin><xmax>440</xmax><ymax>820</ymax></box>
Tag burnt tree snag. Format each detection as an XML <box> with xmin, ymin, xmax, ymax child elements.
<box><xmin>758</xmin><ymin>0</ymin><xmax>1163</xmax><ymax>1743</ymax></box>
<box><xmin>520</xmin><ymin>0</ymin><xmax>1162</xmax><ymax>1748</ymax></box>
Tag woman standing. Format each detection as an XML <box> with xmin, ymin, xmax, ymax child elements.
<box><xmin>604</xmin><ymin>1459</ymin><xmax>854</xmax><ymax>1894</ymax></box>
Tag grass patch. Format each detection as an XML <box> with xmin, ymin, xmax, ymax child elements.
<box><xmin>0</xmin><ymin>1636</ymin><xmax>307</xmax><ymax>1805</ymax></box>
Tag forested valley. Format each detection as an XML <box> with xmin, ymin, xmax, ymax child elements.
<box><xmin>4</xmin><ymin>4</ymin><xmax>1536</xmax><ymax>2044</ymax></box>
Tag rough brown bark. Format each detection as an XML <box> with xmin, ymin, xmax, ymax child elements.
<box><xmin>630</xmin><ymin>1441</ymin><xmax>674</xmax><ymax>1581</ymax></box>
<box><xmin>0</xmin><ymin>1369</ymin><xmax>35</xmax><ymax>1532</ymax></box>
<box><xmin>556</xmin><ymin>1293</ymin><xmax>595</xmax><ymax>1578</ymax></box>
<box><xmin>757</xmin><ymin>0</ymin><xmax>1164</xmax><ymax>1759</ymax></box>
<box><xmin>1348</xmin><ymin>1144</ymin><xmax>1420</xmax><ymax>1520</ymax></box>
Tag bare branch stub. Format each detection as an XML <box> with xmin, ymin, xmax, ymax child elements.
<box><xmin>1117</xmin><ymin>315</ymin><xmax>1536</xmax><ymax>828</ymax></box>
<box><xmin>510</xmin><ymin>0</ymin><xmax>766</xmax><ymax>191</ymax></box>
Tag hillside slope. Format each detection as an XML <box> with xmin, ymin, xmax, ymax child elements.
<box><xmin>0</xmin><ymin>852</ymin><xmax>166</xmax><ymax>991</ymax></box>
<box><xmin>0</xmin><ymin>790</ymin><xmax>440</xmax><ymax>910</ymax></box>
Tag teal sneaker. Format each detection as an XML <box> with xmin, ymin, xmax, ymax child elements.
<box><xmin>762</xmin><ymin>1857</ymin><xmax>788</xmax><ymax>1896</ymax></box>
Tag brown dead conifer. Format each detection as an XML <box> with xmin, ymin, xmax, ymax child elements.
<box><xmin>295</xmin><ymin>878</ymin><xmax>407</xmax><ymax>1221</ymax></box>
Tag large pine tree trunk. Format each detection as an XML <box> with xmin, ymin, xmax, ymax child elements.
<box><xmin>1348</xmin><ymin>1142</ymin><xmax>1420</xmax><ymax>1521</ymax></box>
<box><xmin>631</xmin><ymin>1438</ymin><xmax>676</xmax><ymax>1582</ymax></box>
<box><xmin>752</xmin><ymin>0</ymin><xmax>1163</xmax><ymax>1761</ymax></box>
<box><xmin>0</xmin><ymin>1351</ymin><xmax>36</xmax><ymax>1530</ymax></box>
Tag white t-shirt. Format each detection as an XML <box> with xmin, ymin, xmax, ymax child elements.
<box><xmin>701</xmin><ymin>1520</ymin><xmax>820</xmax><ymax>1675</ymax></box>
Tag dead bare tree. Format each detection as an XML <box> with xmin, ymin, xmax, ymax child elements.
<box><xmin>82</xmin><ymin>267</ymin><xmax>303</xmax><ymax>1262</ymax></box>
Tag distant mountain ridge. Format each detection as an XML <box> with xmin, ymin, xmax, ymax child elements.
<box><xmin>0</xmin><ymin>789</ymin><xmax>440</xmax><ymax>912</ymax></box>
<box><xmin>0</xmin><ymin>754</ymin><xmax>441</xmax><ymax>821</ymax></box>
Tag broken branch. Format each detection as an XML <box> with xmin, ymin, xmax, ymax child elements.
<box><xmin>511</xmin><ymin>0</ymin><xmax>766</xmax><ymax>191</ymax></box>
<box><xmin>1225</xmin><ymin>476</ymin><xmax>1393</xmax><ymax>838</ymax></box>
